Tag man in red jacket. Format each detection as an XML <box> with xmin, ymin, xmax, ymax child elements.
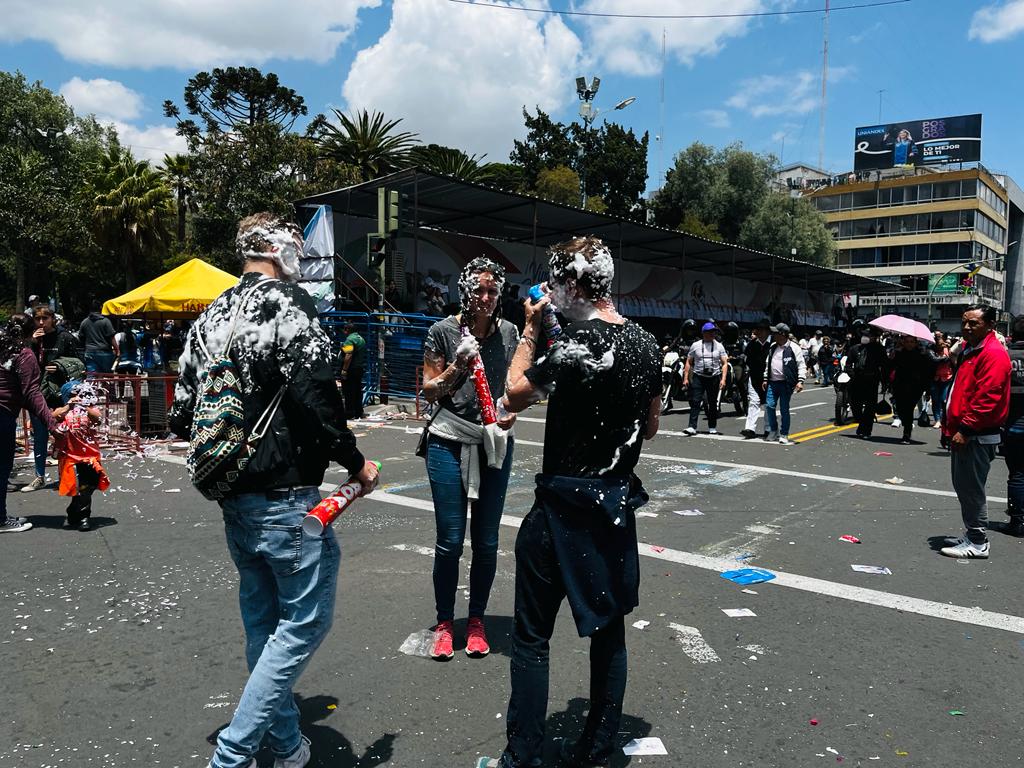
<box><xmin>941</xmin><ymin>305</ymin><xmax>1011</xmax><ymax>558</ymax></box>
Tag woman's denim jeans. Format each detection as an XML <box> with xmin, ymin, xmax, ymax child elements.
<box><xmin>426</xmin><ymin>434</ymin><xmax>513</xmax><ymax>624</ymax></box>
<box><xmin>210</xmin><ymin>488</ymin><xmax>339</xmax><ymax>768</ymax></box>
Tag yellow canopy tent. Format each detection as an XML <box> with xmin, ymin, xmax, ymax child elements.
<box><xmin>102</xmin><ymin>258</ymin><xmax>239</xmax><ymax>318</ymax></box>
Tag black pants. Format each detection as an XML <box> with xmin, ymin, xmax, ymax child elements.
<box><xmin>343</xmin><ymin>367</ymin><xmax>364</xmax><ymax>419</ymax></box>
<box><xmin>1005</xmin><ymin>431</ymin><xmax>1024</xmax><ymax>518</ymax></box>
<box><xmin>66</xmin><ymin>464</ymin><xmax>99</xmax><ymax>524</ymax></box>
<box><xmin>688</xmin><ymin>374</ymin><xmax>720</xmax><ymax>430</ymax></box>
<box><xmin>852</xmin><ymin>379</ymin><xmax>879</xmax><ymax>436</ymax></box>
<box><xmin>502</xmin><ymin>509</ymin><xmax>627</xmax><ymax>768</ymax></box>
<box><xmin>893</xmin><ymin>388</ymin><xmax>922</xmax><ymax>441</ymax></box>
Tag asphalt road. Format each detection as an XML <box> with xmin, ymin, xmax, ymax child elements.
<box><xmin>3</xmin><ymin>386</ymin><xmax>1024</xmax><ymax>768</ymax></box>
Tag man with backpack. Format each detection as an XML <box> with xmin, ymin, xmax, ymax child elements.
<box><xmin>170</xmin><ymin>213</ymin><xmax>378</xmax><ymax>768</ymax></box>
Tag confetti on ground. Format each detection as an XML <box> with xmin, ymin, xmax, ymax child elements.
<box><xmin>874</xmin><ymin>451</ymin><xmax>893</xmax><ymax>456</ymax></box>
<box><xmin>632</xmin><ymin>620</ymin><xmax>650</xmax><ymax>630</ymax></box>
<box><xmin>839</xmin><ymin>535</ymin><xmax>862</xmax><ymax>544</ymax></box>
<box><xmin>673</xmin><ymin>509</ymin><xmax>704</xmax><ymax>516</ymax></box>
<box><xmin>720</xmin><ymin>568</ymin><xmax>776</xmax><ymax>585</ymax></box>
<box><xmin>164</xmin><ymin>488</ymin><xmax>182</xmax><ymax>493</ymax></box>
<box><xmin>669</xmin><ymin>623</ymin><xmax>721</xmax><ymax>663</ymax></box>
<box><xmin>622</xmin><ymin>737</ymin><xmax>667</xmax><ymax>756</ymax></box>
<box><xmin>884</xmin><ymin>476</ymin><xmax>906</xmax><ymax>485</ymax></box>
<box><xmin>948</xmin><ymin>709</ymin><xmax>965</xmax><ymax>716</ymax></box>
<box><xmin>851</xmin><ymin>564</ymin><xmax>892</xmax><ymax>575</ymax></box>
<box><xmin>721</xmin><ymin>608</ymin><xmax>757</xmax><ymax>618</ymax></box>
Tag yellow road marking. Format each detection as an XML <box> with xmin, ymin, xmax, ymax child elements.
<box><xmin>789</xmin><ymin>422</ymin><xmax>843</xmax><ymax>440</ymax></box>
<box><xmin>794</xmin><ymin>415</ymin><xmax>893</xmax><ymax>443</ymax></box>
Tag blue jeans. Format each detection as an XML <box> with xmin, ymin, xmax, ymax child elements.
<box><xmin>426</xmin><ymin>434</ymin><xmax>513</xmax><ymax>623</ymax></box>
<box><xmin>0</xmin><ymin>409</ymin><xmax>15</xmax><ymax>522</ymax></box>
<box><xmin>931</xmin><ymin>380</ymin><xmax>950</xmax><ymax>424</ymax></box>
<box><xmin>210</xmin><ymin>488</ymin><xmax>340</xmax><ymax>768</ymax></box>
<box><xmin>30</xmin><ymin>413</ymin><xmax>48</xmax><ymax>478</ymax></box>
<box><xmin>84</xmin><ymin>351</ymin><xmax>114</xmax><ymax>373</ymax></box>
<box><xmin>764</xmin><ymin>380</ymin><xmax>794</xmax><ymax>436</ymax></box>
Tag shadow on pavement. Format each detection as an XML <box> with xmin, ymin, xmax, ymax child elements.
<box><xmin>542</xmin><ymin>697</ymin><xmax>653</xmax><ymax>767</ymax></box>
<box><xmin>26</xmin><ymin>514</ymin><xmax>118</xmax><ymax>530</ymax></box>
<box><xmin>208</xmin><ymin>694</ymin><xmax>396</xmax><ymax>767</ymax></box>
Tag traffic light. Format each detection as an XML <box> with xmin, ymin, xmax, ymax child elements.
<box><xmin>387</xmin><ymin>189</ymin><xmax>399</xmax><ymax>233</ymax></box>
<box><xmin>368</xmin><ymin>235</ymin><xmax>387</xmax><ymax>268</ymax></box>
<box><xmin>377</xmin><ymin>188</ymin><xmax>400</xmax><ymax>234</ymax></box>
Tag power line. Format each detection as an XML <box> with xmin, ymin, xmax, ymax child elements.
<box><xmin>445</xmin><ymin>0</ymin><xmax>910</xmax><ymax>21</ymax></box>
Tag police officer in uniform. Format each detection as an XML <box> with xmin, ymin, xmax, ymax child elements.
<box><xmin>1003</xmin><ymin>316</ymin><xmax>1024</xmax><ymax>536</ymax></box>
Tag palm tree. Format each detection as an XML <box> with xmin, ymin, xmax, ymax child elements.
<box><xmin>92</xmin><ymin>147</ymin><xmax>174</xmax><ymax>290</ymax></box>
<box><xmin>408</xmin><ymin>144</ymin><xmax>495</xmax><ymax>182</ymax></box>
<box><xmin>160</xmin><ymin>153</ymin><xmax>194</xmax><ymax>244</ymax></box>
<box><xmin>316</xmin><ymin>109</ymin><xmax>419</xmax><ymax>181</ymax></box>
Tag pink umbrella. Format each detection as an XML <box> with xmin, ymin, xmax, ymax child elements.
<box><xmin>869</xmin><ymin>314</ymin><xmax>933</xmax><ymax>343</ymax></box>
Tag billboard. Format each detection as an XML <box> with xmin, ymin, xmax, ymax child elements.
<box><xmin>854</xmin><ymin>114</ymin><xmax>982</xmax><ymax>171</ymax></box>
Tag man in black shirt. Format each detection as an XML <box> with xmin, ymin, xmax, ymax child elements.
<box><xmin>481</xmin><ymin>236</ymin><xmax>661</xmax><ymax>768</ymax></box>
<box><xmin>741</xmin><ymin>319</ymin><xmax>770</xmax><ymax>439</ymax></box>
<box><xmin>848</xmin><ymin>325</ymin><xmax>889</xmax><ymax>438</ymax></box>
<box><xmin>78</xmin><ymin>300</ymin><xmax>119</xmax><ymax>373</ymax></box>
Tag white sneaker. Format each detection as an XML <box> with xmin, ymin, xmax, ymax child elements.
<box><xmin>778</xmin><ymin>436</ymin><xmax>794</xmax><ymax>446</ymax></box>
<box><xmin>892</xmin><ymin>418</ymin><xmax>902</xmax><ymax>428</ymax></box>
<box><xmin>20</xmin><ymin>476</ymin><xmax>45</xmax><ymax>492</ymax></box>
<box><xmin>683</xmin><ymin>427</ymin><xmax>697</xmax><ymax>436</ymax></box>
<box><xmin>940</xmin><ymin>539</ymin><xmax>990</xmax><ymax>559</ymax></box>
<box><xmin>708</xmin><ymin>428</ymin><xmax>719</xmax><ymax>435</ymax></box>
<box><xmin>206</xmin><ymin>761</ymin><xmax>255</xmax><ymax>768</ymax></box>
<box><xmin>275</xmin><ymin>736</ymin><xmax>311</xmax><ymax>768</ymax></box>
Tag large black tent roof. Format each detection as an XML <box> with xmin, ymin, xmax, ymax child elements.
<box><xmin>296</xmin><ymin>168</ymin><xmax>898</xmax><ymax>296</ymax></box>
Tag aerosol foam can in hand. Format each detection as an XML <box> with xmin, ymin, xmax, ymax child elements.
<box><xmin>302</xmin><ymin>461</ymin><xmax>381</xmax><ymax>536</ymax></box>
<box><xmin>461</xmin><ymin>326</ymin><xmax>497</xmax><ymax>425</ymax></box>
<box><xmin>528</xmin><ymin>283</ymin><xmax>562</xmax><ymax>348</ymax></box>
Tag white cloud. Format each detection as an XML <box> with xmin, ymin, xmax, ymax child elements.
<box><xmin>0</xmin><ymin>0</ymin><xmax>380</xmax><ymax>68</ymax></box>
<box><xmin>341</xmin><ymin>0</ymin><xmax>582</xmax><ymax>160</ymax></box>
<box><xmin>110</xmin><ymin>122</ymin><xmax>188</xmax><ymax>164</ymax></box>
<box><xmin>726</xmin><ymin>66</ymin><xmax>853</xmax><ymax>119</ymax></box>
<box><xmin>576</xmin><ymin>0</ymin><xmax>768</xmax><ymax>76</ymax></box>
<box><xmin>59</xmin><ymin>77</ymin><xmax>142</xmax><ymax>121</ymax></box>
<box><xmin>969</xmin><ymin>0</ymin><xmax>1024</xmax><ymax>42</ymax></box>
<box><xmin>697</xmin><ymin>109</ymin><xmax>731</xmax><ymax>129</ymax></box>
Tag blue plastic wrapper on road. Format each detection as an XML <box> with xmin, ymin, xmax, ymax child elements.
<box><xmin>720</xmin><ymin>568</ymin><xmax>777</xmax><ymax>585</ymax></box>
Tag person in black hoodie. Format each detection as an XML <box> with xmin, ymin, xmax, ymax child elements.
<box><xmin>890</xmin><ymin>334</ymin><xmax>935</xmax><ymax>444</ymax></box>
<box><xmin>171</xmin><ymin>213</ymin><xmax>377</xmax><ymax>768</ymax></box>
<box><xmin>848</xmin><ymin>325</ymin><xmax>890</xmax><ymax>438</ymax></box>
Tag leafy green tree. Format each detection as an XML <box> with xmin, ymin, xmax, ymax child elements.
<box><xmin>510</xmin><ymin>107</ymin><xmax>576</xmax><ymax>188</ymax></box>
<box><xmin>511</xmin><ymin>107</ymin><xmax>648</xmax><ymax>217</ymax></box>
<box><xmin>92</xmin><ymin>147</ymin><xmax>174</xmax><ymax>290</ymax></box>
<box><xmin>678</xmin><ymin>211</ymin><xmax>721</xmax><ymax>241</ymax></box>
<box><xmin>739</xmin><ymin>193</ymin><xmax>837</xmax><ymax>267</ymax></box>
<box><xmin>315</xmin><ymin>109</ymin><xmax>419</xmax><ymax>182</ymax></box>
<box><xmin>482</xmin><ymin>162</ymin><xmax>526</xmax><ymax>193</ymax></box>
<box><xmin>165</xmin><ymin>68</ymin><xmax>313</xmax><ymax>269</ymax></box>
<box><xmin>534</xmin><ymin>165</ymin><xmax>580</xmax><ymax>206</ymax></box>
<box><xmin>652</xmin><ymin>142</ymin><xmax>777</xmax><ymax>242</ymax></box>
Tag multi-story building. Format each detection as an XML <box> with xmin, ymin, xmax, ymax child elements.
<box><xmin>805</xmin><ymin>166</ymin><xmax>1020</xmax><ymax>329</ymax></box>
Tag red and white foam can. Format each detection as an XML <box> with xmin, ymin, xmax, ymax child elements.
<box><xmin>302</xmin><ymin>461</ymin><xmax>381</xmax><ymax>536</ymax></box>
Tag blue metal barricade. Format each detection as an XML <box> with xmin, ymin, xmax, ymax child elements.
<box><xmin>319</xmin><ymin>310</ymin><xmax>441</xmax><ymax>406</ymax></box>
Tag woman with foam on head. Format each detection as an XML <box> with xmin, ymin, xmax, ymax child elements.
<box><xmin>420</xmin><ymin>257</ymin><xmax>519</xmax><ymax>661</ymax></box>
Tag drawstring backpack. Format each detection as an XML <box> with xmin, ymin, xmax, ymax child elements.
<box><xmin>187</xmin><ymin>279</ymin><xmax>286</xmax><ymax>500</ymax></box>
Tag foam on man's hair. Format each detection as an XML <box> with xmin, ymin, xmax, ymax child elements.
<box><xmin>547</xmin><ymin>236</ymin><xmax>614</xmax><ymax>300</ymax></box>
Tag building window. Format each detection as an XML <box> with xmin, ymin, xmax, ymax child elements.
<box><xmin>852</xmin><ymin>190</ymin><xmax>876</xmax><ymax>209</ymax></box>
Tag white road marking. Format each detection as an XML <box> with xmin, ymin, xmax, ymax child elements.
<box><xmin>389</xmin><ymin>544</ymin><xmax>434</xmax><ymax>557</ymax></box>
<box><xmin>657</xmin><ymin>430</ymin><xmax>756</xmax><ymax>443</ymax></box>
<box><xmin>668</xmin><ymin>623</ymin><xmax>720</xmax><ymax>663</ymax></box>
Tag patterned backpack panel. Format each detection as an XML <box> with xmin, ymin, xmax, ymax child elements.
<box><xmin>185</xmin><ymin>280</ymin><xmax>284</xmax><ymax>501</ymax></box>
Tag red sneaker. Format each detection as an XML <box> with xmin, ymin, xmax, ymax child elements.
<box><xmin>430</xmin><ymin>620</ymin><xmax>454</xmax><ymax>660</ymax></box>
<box><xmin>466</xmin><ymin>616</ymin><xmax>490</xmax><ymax>657</ymax></box>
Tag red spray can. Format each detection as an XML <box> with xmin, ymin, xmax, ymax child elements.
<box><xmin>461</xmin><ymin>327</ymin><xmax>497</xmax><ymax>425</ymax></box>
<box><xmin>302</xmin><ymin>461</ymin><xmax>381</xmax><ymax>536</ymax></box>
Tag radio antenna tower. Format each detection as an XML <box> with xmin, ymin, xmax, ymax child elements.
<box><xmin>818</xmin><ymin>0</ymin><xmax>830</xmax><ymax>171</ymax></box>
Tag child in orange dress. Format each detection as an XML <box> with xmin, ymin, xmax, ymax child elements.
<box><xmin>52</xmin><ymin>382</ymin><xmax>109</xmax><ymax>531</ymax></box>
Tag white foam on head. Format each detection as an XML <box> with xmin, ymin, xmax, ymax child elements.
<box><xmin>239</xmin><ymin>225</ymin><xmax>302</xmax><ymax>282</ymax></box>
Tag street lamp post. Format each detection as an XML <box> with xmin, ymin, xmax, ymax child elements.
<box><xmin>575</xmin><ymin>76</ymin><xmax>635</xmax><ymax>208</ymax></box>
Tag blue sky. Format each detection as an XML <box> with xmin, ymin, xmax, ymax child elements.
<box><xmin>1</xmin><ymin>0</ymin><xmax>1022</xmax><ymax>192</ymax></box>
